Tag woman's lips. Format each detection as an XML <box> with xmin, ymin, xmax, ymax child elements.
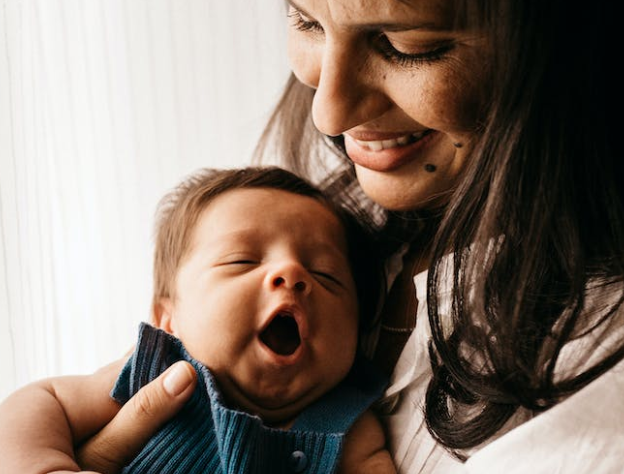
<box><xmin>344</xmin><ymin>130</ymin><xmax>438</xmax><ymax>172</ymax></box>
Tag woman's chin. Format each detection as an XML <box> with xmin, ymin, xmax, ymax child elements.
<box><xmin>354</xmin><ymin>165</ymin><xmax>438</xmax><ymax>211</ymax></box>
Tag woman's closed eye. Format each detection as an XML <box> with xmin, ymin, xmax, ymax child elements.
<box><xmin>288</xmin><ymin>7</ymin><xmax>323</xmax><ymax>34</ymax></box>
<box><xmin>374</xmin><ymin>34</ymin><xmax>455</xmax><ymax>67</ymax></box>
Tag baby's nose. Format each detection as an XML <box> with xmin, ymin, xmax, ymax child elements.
<box><xmin>267</xmin><ymin>262</ymin><xmax>311</xmax><ymax>295</ymax></box>
<box><xmin>272</xmin><ymin>275</ymin><xmax>307</xmax><ymax>293</ymax></box>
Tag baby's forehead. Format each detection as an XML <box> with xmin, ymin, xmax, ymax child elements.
<box><xmin>200</xmin><ymin>187</ymin><xmax>341</xmax><ymax>222</ymax></box>
<box><xmin>194</xmin><ymin>187</ymin><xmax>350</xmax><ymax>249</ymax></box>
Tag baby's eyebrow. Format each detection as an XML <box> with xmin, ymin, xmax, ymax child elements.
<box><xmin>196</xmin><ymin>230</ymin><xmax>257</xmax><ymax>252</ymax></box>
<box><xmin>307</xmin><ymin>241</ymin><xmax>346</xmax><ymax>257</ymax></box>
<box><xmin>213</xmin><ymin>228</ymin><xmax>260</xmax><ymax>241</ymax></box>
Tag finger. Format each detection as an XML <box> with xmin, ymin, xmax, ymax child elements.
<box><xmin>76</xmin><ymin>361</ymin><xmax>197</xmax><ymax>474</ymax></box>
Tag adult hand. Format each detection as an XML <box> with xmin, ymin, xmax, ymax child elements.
<box><xmin>76</xmin><ymin>361</ymin><xmax>197</xmax><ymax>473</ymax></box>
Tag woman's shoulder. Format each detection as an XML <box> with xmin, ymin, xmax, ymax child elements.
<box><xmin>464</xmin><ymin>355</ymin><xmax>624</xmax><ymax>474</ymax></box>
<box><xmin>463</xmin><ymin>278</ymin><xmax>624</xmax><ymax>473</ymax></box>
<box><xmin>556</xmin><ymin>277</ymin><xmax>624</xmax><ymax>378</ymax></box>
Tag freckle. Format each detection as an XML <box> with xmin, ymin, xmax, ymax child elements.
<box><xmin>453</xmin><ymin>142</ymin><xmax>463</xmax><ymax>148</ymax></box>
<box><xmin>424</xmin><ymin>164</ymin><xmax>437</xmax><ymax>173</ymax></box>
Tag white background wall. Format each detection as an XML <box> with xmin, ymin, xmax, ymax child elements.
<box><xmin>0</xmin><ymin>0</ymin><xmax>290</xmax><ymax>399</ymax></box>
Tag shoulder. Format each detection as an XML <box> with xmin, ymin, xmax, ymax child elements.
<box><xmin>557</xmin><ymin>278</ymin><xmax>624</xmax><ymax>377</ymax></box>
<box><xmin>465</xmin><ymin>357</ymin><xmax>624</xmax><ymax>474</ymax></box>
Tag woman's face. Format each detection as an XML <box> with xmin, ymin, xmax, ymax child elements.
<box><xmin>287</xmin><ymin>0</ymin><xmax>489</xmax><ymax>210</ymax></box>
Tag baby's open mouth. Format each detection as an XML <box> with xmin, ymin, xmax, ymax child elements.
<box><xmin>259</xmin><ymin>312</ymin><xmax>301</xmax><ymax>356</ymax></box>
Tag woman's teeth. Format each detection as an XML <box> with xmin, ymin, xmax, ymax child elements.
<box><xmin>353</xmin><ymin>131</ymin><xmax>430</xmax><ymax>152</ymax></box>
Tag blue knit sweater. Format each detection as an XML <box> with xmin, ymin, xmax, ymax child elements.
<box><xmin>111</xmin><ymin>323</ymin><xmax>387</xmax><ymax>473</ymax></box>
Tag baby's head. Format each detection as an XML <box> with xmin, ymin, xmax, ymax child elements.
<box><xmin>151</xmin><ymin>167</ymin><xmax>379</xmax><ymax>424</ymax></box>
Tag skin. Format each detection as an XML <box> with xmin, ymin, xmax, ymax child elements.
<box><xmin>286</xmin><ymin>0</ymin><xmax>488</xmax><ymax>210</ymax></box>
<box><xmin>156</xmin><ymin>188</ymin><xmax>360</xmax><ymax>425</ymax></box>
<box><xmin>0</xmin><ymin>187</ymin><xmax>395</xmax><ymax>473</ymax></box>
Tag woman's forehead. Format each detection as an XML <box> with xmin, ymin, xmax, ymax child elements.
<box><xmin>296</xmin><ymin>0</ymin><xmax>457</xmax><ymax>27</ymax></box>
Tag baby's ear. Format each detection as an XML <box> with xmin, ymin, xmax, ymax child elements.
<box><xmin>152</xmin><ymin>298</ymin><xmax>176</xmax><ymax>334</ymax></box>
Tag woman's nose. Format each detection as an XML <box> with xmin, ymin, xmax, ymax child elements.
<box><xmin>311</xmin><ymin>40</ymin><xmax>392</xmax><ymax>136</ymax></box>
<box><xmin>266</xmin><ymin>261</ymin><xmax>312</xmax><ymax>296</ymax></box>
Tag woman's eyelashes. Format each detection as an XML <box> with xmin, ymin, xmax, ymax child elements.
<box><xmin>288</xmin><ymin>8</ymin><xmax>323</xmax><ymax>33</ymax></box>
<box><xmin>287</xmin><ymin>7</ymin><xmax>453</xmax><ymax>67</ymax></box>
<box><xmin>374</xmin><ymin>35</ymin><xmax>455</xmax><ymax>67</ymax></box>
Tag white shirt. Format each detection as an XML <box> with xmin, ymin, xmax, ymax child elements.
<box><xmin>381</xmin><ymin>266</ymin><xmax>624</xmax><ymax>473</ymax></box>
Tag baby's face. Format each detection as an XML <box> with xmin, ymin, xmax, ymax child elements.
<box><xmin>157</xmin><ymin>187</ymin><xmax>359</xmax><ymax>424</ymax></box>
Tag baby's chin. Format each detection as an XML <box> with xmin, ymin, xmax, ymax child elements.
<box><xmin>217</xmin><ymin>373</ymin><xmax>326</xmax><ymax>427</ymax></box>
<box><xmin>238</xmin><ymin>387</ymin><xmax>316</xmax><ymax>423</ymax></box>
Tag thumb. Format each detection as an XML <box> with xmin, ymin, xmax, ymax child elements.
<box><xmin>77</xmin><ymin>361</ymin><xmax>197</xmax><ymax>474</ymax></box>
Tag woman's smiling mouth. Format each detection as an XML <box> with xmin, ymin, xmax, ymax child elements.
<box><xmin>344</xmin><ymin>130</ymin><xmax>439</xmax><ymax>172</ymax></box>
<box><xmin>351</xmin><ymin>129</ymin><xmax>433</xmax><ymax>152</ymax></box>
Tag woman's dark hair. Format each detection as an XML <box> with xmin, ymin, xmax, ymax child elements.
<box><xmin>255</xmin><ymin>0</ymin><xmax>623</xmax><ymax>454</ymax></box>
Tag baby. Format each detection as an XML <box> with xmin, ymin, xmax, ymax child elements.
<box><xmin>2</xmin><ymin>167</ymin><xmax>396</xmax><ymax>473</ymax></box>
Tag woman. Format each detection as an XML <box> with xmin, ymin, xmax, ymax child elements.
<box><xmin>1</xmin><ymin>0</ymin><xmax>622</xmax><ymax>472</ymax></box>
<box><xmin>258</xmin><ymin>1</ymin><xmax>624</xmax><ymax>472</ymax></box>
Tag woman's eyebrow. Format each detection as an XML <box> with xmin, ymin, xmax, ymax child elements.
<box><xmin>286</xmin><ymin>0</ymin><xmax>442</xmax><ymax>32</ymax></box>
<box><xmin>286</xmin><ymin>0</ymin><xmax>312</xmax><ymax>17</ymax></box>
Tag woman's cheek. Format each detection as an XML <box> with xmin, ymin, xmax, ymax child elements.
<box><xmin>407</xmin><ymin>69</ymin><xmax>482</xmax><ymax>134</ymax></box>
<box><xmin>442</xmin><ymin>58</ymin><xmax>490</xmax><ymax>130</ymax></box>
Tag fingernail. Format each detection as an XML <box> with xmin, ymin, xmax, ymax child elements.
<box><xmin>163</xmin><ymin>362</ymin><xmax>193</xmax><ymax>396</ymax></box>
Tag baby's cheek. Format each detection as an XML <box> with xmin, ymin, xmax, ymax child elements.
<box><xmin>334</xmin><ymin>320</ymin><xmax>359</xmax><ymax>369</ymax></box>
